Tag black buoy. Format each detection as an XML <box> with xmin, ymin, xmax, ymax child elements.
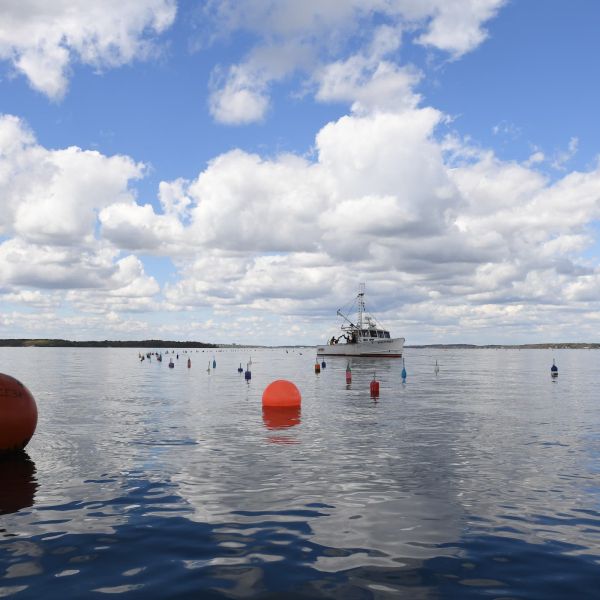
<box><xmin>551</xmin><ymin>359</ymin><xmax>558</xmax><ymax>378</ymax></box>
<box><xmin>321</xmin><ymin>360</ymin><xmax>326</xmax><ymax>369</ymax></box>
<box><xmin>237</xmin><ymin>363</ymin><xmax>244</xmax><ymax>373</ymax></box>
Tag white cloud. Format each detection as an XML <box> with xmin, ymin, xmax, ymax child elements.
<box><xmin>204</xmin><ymin>0</ymin><xmax>506</xmax><ymax>124</ymax></box>
<box><xmin>0</xmin><ymin>114</ymin><xmax>159</xmax><ymax>323</ymax></box>
<box><xmin>0</xmin><ymin>0</ymin><xmax>176</xmax><ymax>98</ymax></box>
<box><xmin>0</xmin><ymin>115</ymin><xmax>145</xmax><ymax>245</ymax></box>
<box><xmin>99</xmin><ymin>202</ymin><xmax>185</xmax><ymax>252</ymax></box>
<box><xmin>149</xmin><ymin>106</ymin><xmax>600</xmax><ymax>342</ymax></box>
<box><xmin>315</xmin><ymin>26</ymin><xmax>421</xmax><ymax>114</ymax></box>
<box><xmin>4</xmin><ymin>96</ymin><xmax>600</xmax><ymax>343</ymax></box>
<box><xmin>209</xmin><ymin>64</ymin><xmax>271</xmax><ymax>124</ymax></box>
<box><xmin>413</xmin><ymin>0</ymin><xmax>505</xmax><ymax>57</ymax></box>
<box><xmin>551</xmin><ymin>136</ymin><xmax>579</xmax><ymax>171</ymax></box>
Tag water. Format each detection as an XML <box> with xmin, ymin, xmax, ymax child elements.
<box><xmin>1</xmin><ymin>347</ymin><xmax>599</xmax><ymax>598</ymax></box>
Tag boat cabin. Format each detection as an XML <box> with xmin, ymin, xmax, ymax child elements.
<box><xmin>358</xmin><ymin>328</ymin><xmax>391</xmax><ymax>340</ymax></box>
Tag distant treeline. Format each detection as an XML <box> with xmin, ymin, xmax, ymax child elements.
<box><xmin>0</xmin><ymin>339</ymin><xmax>219</xmax><ymax>348</ymax></box>
<box><xmin>407</xmin><ymin>343</ymin><xmax>600</xmax><ymax>349</ymax></box>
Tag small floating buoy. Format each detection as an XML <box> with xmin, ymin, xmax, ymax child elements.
<box><xmin>551</xmin><ymin>359</ymin><xmax>558</xmax><ymax>378</ymax></box>
<box><xmin>212</xmin><ymin>358</ymin><xmax>216</xmax><ymax>369</ymax></box>
<box><xmin>314</xmin><ymin>360</ymin><xmax>321</xmax><ymax>374</ymax></box>
<box><xmin>187</xmin><ymin>358</ymin><xmax>191</xmax><ymax>369</ymax></box>
<box><xmin>401</xmin><ymin>359</ymin><xmax>407</xmax><ymax>382</ymax></box>
<box><xmin>0</xmin><ymin>373</ymin><xmax>38</xmax><ymax>454</ymax></box>
<box><xmin>207</xmin><ymin>361</ymin><xmax>211</xmax><ymax>373</ymax></box>
<box><xmin>370</xmin><ymin>373</ymin><xmax>379</xmax><ymax>397</ymax></box>
<box><xmin>238</xmin><ymin>363</ymin><xmax>244</xmax><ymax>373</ymax></box>
<box><xmin>245</xmin><ymin>363</ymin><xmax>251</xmax><ymax>381</ymax></box>
<box><xmin>321</xmin><ymin>360</ymin><xmax>326</xmax><ymax>369</ymax></box>
<box><xmin>169</xmin><ymin>360</ymin><xmax>174</xmax><ymax>368</ymax></box>
<box><xmin>262</xmin><ymin>380</ymin><xmax>301</xmax><ymax>408</ymax></box>
<box><xmin>345</xmin><ymin>362</ymin><xmax>352</xmax><ymax>384</ymax></box>
<box><xmin>434</xmin><ymin>360</ymin><xmax>439</xmax><ymax>375</ymax></box>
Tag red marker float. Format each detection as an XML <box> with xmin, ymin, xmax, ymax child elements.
<box><xmin>0</xmin><ymin>373</ymin><xmax>38</xmax><ymax>454</ymax></box>
<box><xmin>370</xmin><ymin>373</ymin><xmax>379</xmax><ymax>397</ymax></box>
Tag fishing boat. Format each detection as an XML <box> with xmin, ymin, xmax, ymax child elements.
<box><xmin>317</xmin><ymin>284</ymin><xmax>405</xmax><ymax>357</ymax></box>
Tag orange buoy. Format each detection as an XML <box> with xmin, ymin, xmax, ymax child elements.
<box><xmin>0</xmin><ymin>373</ymin><xmax>38</xmax><ymax>454</ymax></box>
<box><xmin>314</xmin><ymin>361</ymin><xmax>321</xmax><ymax>374</ymax></box>
<box><xmin>262</xmin><ymin>380</ymin><xmax>301</xmax><ymax>408</ymax></box>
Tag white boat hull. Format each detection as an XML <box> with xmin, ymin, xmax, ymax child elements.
<box><xmin>317</xmin><ymin>338</ymin><xmax>404</xmax><ymax>357</ymax></box>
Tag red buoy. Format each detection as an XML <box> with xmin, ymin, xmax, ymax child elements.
<box><xmin>262</xmin><ymin>380</ymin><xmax>301</xmax><ymax>408</ymax></box>
<box><xmin>0</xmin><ymin>373</ymin><xmax>38</xmax><ymax>454</ymax></box>
<box><xmin>370</xmin><ymin>373</ymin><xmax>380</xmax><ymax>397</ymax></box>
<box><xmin>314</xmin><ymin>361</ymin><xmax>321</xmax><ymax>374</ymax></box>
<box><xmin>345</xmin><ymin>362</ymin><xmax>352</xmax><ymax>384</ymax></box>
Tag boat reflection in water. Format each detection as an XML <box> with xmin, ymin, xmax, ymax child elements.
<box><xmin>0</xmin><ymin>452</ymin><xmax>38</xmax><ymax>515</ymax></box>
<box><xmin>262</xmin><ymin>407</ymin><xmax>301</xmax><ymax>445</ymax></box>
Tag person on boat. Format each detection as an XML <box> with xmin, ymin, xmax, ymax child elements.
<box><xmin>350</xmin><ymin>333</ymin><xmax>357</xmax><ymax>344</ymax></box>
<box><xmin>330</xmin><ymin>336</ymin><xmax>336</xmax><ymax>345</ymax></box>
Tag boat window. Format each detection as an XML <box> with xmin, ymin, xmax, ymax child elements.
<box><xmin>369</xmin><ymin>330</ymin><xmax>377</xmax><ymax>338</ymax></box>
<box><xmin>383</xmin><ymin>331</ymin><xmax>390</xmax><ymax>338</ymax></box>
<box><xmin>377</xmin><ymin>331</ymin><xmax>384</xmax><ymax>338</ymax></box>
<box><xmin>361</xmin><ymin>330</ymin><xmax>368</xmax><ymax>337</ymax></box>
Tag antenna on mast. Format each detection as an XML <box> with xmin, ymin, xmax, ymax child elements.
<box><xmin>358</xmin><ymin>283</ymin><xmax>365</xmax><ymax>329</ymax></box>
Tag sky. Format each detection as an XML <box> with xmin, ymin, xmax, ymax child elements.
<box><xmin>1</xmin><ymin>0</ymin><xmax>600</xmax><ymax>346</ymax></box>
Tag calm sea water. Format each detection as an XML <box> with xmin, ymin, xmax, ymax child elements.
<box><xmin>1</xmin><ymin>347</ymin><xmax>599</xmax><ymax>599</ymax></box>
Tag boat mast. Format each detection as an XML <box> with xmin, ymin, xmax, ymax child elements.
<box><xmin>358</xmin><ymin>283</ymin><xmax>365</xmax><ymax>329</ymax></box>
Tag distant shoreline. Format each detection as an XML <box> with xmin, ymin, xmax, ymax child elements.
<box><xmin>0</xmin><ymin>339</ymin><xmax>219</xmax><ymax>348</ymax></box>
<box><xmin>0</xmin><ymin>339</ymin><xmax>598</xmax><ymax>349</ymax></box>
<box><xmin>406</xmin><ymin>343</ymin><xmax>600</xmax><ymax>349</ymax></box>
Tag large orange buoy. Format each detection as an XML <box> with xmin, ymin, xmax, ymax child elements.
<box><xmin>0</xmin><ymin>373</ymin><xmax>38</xmax><ymax>454</ymax></box>
<box><xmin>262</xmin><ymin>380</ymin><xmax>301</xmax><ymax>408</ymax></box>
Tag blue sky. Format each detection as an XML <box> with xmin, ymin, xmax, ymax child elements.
<box><xmin>1</xmin><ymin>0</ymin><xmax>600</xmax><ymax>345</ymax></box>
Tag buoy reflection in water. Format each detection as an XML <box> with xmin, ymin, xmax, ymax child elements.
<box><xmin>262</xmin><ymin>406</ymin><xmax>301</xmax><ymax>444</ymax></box>
<box><xmin>0</xmin><ymin>452</ymin><xmax>38</xmax><ymax>515</ymax></box>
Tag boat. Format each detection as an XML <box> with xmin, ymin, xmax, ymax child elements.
<box><xmin>316</xmin><ymin>284</ymin><xmax>405</xmax><ymax>357</ymax></box>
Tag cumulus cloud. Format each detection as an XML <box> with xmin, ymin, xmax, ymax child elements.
<box><xmin>0</xmin><ymin>114</ymin><xmax>159</xmax><ymax>319</ymax></box>
<box><xmin>0</xmin><ymin>115</ymin><xmax>144</xmax><ymax>245</ymax></box>
<box><xmin>204</xmin><ymin>0</ymin><xmax>505</xmax><ymax>124</ymax></box>
<box><xmin>0</xmin><ymin>0</ymin><xmax>176</xmax><ymax>98</ymax></box>
<box><xmin>110</xmin><ymin>103</ymin><xmax>599</xmax><ymax>344</ymax></box>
